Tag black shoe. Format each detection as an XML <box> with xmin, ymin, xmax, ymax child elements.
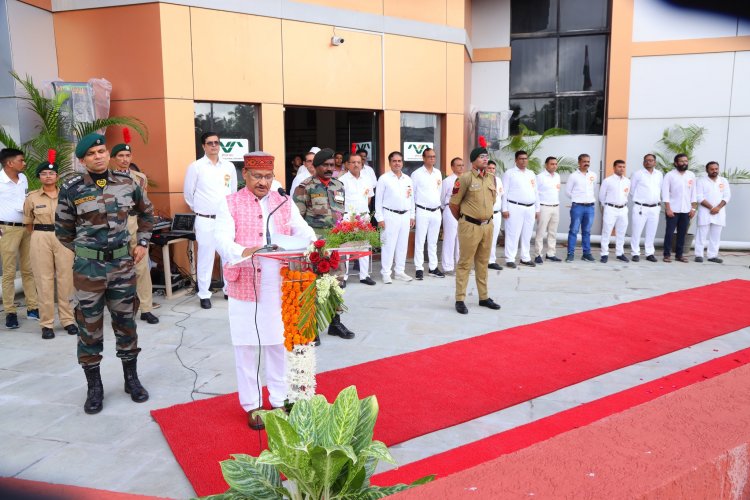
<box><xmin>27</xmin><ymin>309</ymin><xmax>40</xmax><ymax>320</ymax></box>
<box><xmin>359</xmin><ymin>277</ymin><xmax>376</xmax><ymax>286</ymax></box>
<box><xmin>339</xmin><ymin>279</ymin><xmax>347</xmax><ymax>289</ymax></box>
<box><xmin>632</xmin><ymin>255</ymin><xmax>640</xmax><ymax>262</ymax></box>
<box><xmin>313</xmin><ymin>335</ymin><xmax>320</xmax><ymax>346</ymax></box>
<box><xmin>5</xmin><ymin>313</ymin><xmax>19</xmax><ymax>329</ymax></box>
<box><xmin>455</xmin><ymin>301</ymin><xmax>468</xmax><ymax>314</ymax></box>
<box><xmin>83</xmin><ymin>365</ymin><xmax>104</xmax><ymax>414</ymax></box>
<box><xmin>41</xmin><ymin>327</ymin><xmax>55</xmax><ymax>339</ymax></box>
<box><xmin>646</xmin><ymin>255</ymin><xmax>657</xmax><ymax>262</ymax></box>
<box><xmin>565</xmin><ymin>254</ymin><xmax>574</xmax><ymax>263</ymax></box>
<box><xmin>200</xmin><ymin>298</ymin><xmax>212</xmax><ymax>309</ymax></box>
<box><xmin>616</xmin><ymin>254</ymin><xmax>629</xmax><ymax>263</ymax></box>
<box><xmin>520</xmin><ymin>260</ymin><xmax>536</xmax><ymax>267</ymax></box>
<box><xmin>140</xmin><ymin>312</ymin><xmax>160</xmax><ymax>324</ymax></box>
<box><xmin>546</xmin><ymin>256</ymin><xmax>562</xmax><ymax>262</ymax></box>
<box><xmin>506</xmin><ymin>262</ymin><xmax>517</xmax><ymax>269</ymax></box>
<box><xmin>478</xmin><ymin>298</ymin><xmax>501</xmax><ymax>310</ymax></box>
<box><xmin>65</xmin><ymin>324</ymin><xmax>79</xmax><ymax>335</ymax></box>
<box><xmin>224</xmin><ymin>294</ymin><xmax>229</xmax><ymax>300</ymax></box>
<box><xmin>327</xmin><ymin>314</ymin><xmax>355</xmax><ymax>339</ymax></box>
<box><xmin>415</xmin><ymin>270</ymin><xmax>424</xmax><ymax>280</ymax></box>
<box><xmin>428</xmin><ymin>268</ymin><xmax>445</xmax><ymax>278</ymax></box>
<box><xmin>600</xmin><ymin>255</ymin><xmax>608</xmax><ymax>263</ymax></box>
<box><xmin>694</xmin><ymin>256</ymin><xmax>704</xmax><ymax>263</ymax></box>
<box><xmin>488</xmin><ymin>263</ymin><xmax>503</xmax><ymax>271</ymax></box>
<box><xmin>582</xmin><ymin>253</ymin><xmax>595</xmax><ymax>262</ymax></box>
<box><xmin>707</xmin><ymin>257</ymin><xmax>723</xmax><ymax>264</ymax></box>
<box><xmin>122</xmin><ymin>358</ymin><xmax>149</xmax><ymax>403</ymax></box>
<box><xmin>534</xmin><ymin>256</ymin><xmax>543</xmax><ymax>265</ymax></box>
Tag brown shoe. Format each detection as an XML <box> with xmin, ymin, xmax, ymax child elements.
<box><xmin>247</xmin><ymin>408</ymin><xmax>264</xmax><ymax>430</ymax></box>
<box><xmin>676</xmin><ymin>256</ymin><xmax>689</xmax><ymax>263</ymax></box>
<box><xmin>663</xmin><ymin>256</ymin><xmax>672</xmax><ymax>263</ymax></box>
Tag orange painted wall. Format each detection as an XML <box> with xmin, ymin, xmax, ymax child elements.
<box><xmin>160</xmin><ymin>3</ymin><xmax>193</xmax><ymax>100</ymax></box>
<box><xmin>295</xmin><ymin>0</ymin><xmax>383</xmax><ymax>15</ymax></box>
<box><xmin>18</xmin><ymin>0</ymin><xmax>51</xmax><ymax>10</ymax></box>
<box><xmin>384</xmin><ymin>35</ymin><xmax>446</xmax><ymax>113</ymax></box>
<box><xmin>446</xmin><ymin>0</ymin><xmax>466</xmax><ymax>29</ymax></box>
<box><xmin>384</xmin><ymin>0</ymin><xmax>446</xmax><ymax>26</ymax></box>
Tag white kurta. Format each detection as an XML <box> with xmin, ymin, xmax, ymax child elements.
<box><xmin>696</xmin><ymin>175</ymin><xmax>731</xmax><ymax>227</ymax></box>
<box><xmin>214</xmin><ymin>194</ymin><xmax>316</xmax><ymax>346</ymax></box>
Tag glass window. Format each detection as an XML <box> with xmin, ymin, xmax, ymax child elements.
<box><xmin>510</xmin><ymin>0</ymin><xmax>557</xmax><ymax>34</ymax></box>
<box><xmin>559</xmin><ymin>0</ymin><xmax>609</xmax><ymax>32</ymax></box>
<box><xmin>558</xmin><ymin>35</ymin><xmax>607</xmax><ymax>92</ymax></box>
<box><xmin>509</xmin><ymin>98</ymin><xmax>557</xmax><ymax>134</ymax></box>
<box><xmin>400</xmin><ymin>113</ymin><xmax>440</xmax><ymax>178</ymax></box>
<box><xmin>558</xmin><ymin>96</ymin><xmax>605</xmax><ymax>134</ymax></box>
<box><xmin>509</xmin><ymin>38</ymin><xmax>557</xmax><ymax>94</ymax></box>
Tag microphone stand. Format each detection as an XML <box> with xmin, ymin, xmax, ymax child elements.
<box><xmin>261</xmin><ymin>187</ymin><xmax>289</xmax><ymax>252</ymax></box>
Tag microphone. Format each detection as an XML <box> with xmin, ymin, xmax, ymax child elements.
<box><xmin>264</xmin><ymin>187</ymin><xmax>289</xmax><ymax>249</ymax></box>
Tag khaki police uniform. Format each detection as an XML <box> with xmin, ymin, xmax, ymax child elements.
<box><xmin>123</xmin><ymin>169</ymin><xmax>154</xmax><ymax>313</ymax></box>
<box><xmin>450</xmin><ymin>169</ymin><xmax>497</xmax><ymax>301</ymax></box>
<box><xmin>23</xmin><ymin>189</ymin><xmax>75</xmax><ymax>329</ymax></box>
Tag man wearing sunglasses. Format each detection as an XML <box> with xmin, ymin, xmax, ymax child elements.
<box><xmin>184</xmin><ymin>132</ymin><xmax>238</xmax><ymax>309</ymax></box>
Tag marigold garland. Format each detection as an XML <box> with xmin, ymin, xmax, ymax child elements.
<box><xmin>280</xmin><ymin>267</ymin><xmax>317</xmax><ymax>351</ymax></box>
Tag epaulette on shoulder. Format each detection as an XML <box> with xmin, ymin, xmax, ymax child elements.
<box><xmin>111</xmin><ymin>170</ymin><xmax>132</xmax><ymax>179</ymax></box>
<box><xmin>61</xmin><ymin>174</ymin><xmax>84</xmax><ymax>190</ymax></box>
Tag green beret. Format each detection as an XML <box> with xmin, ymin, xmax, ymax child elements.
<box><xmin>111</xmin><ymin>143</ymin><xmax>132</xmax><ymax>156</ymax></box>
<box><xmin>313</xmin><ymin>148</ymin><xmax>335</xmax><ymax>167</ymax></box>
<box><xmin>75</xmin><ymin>133</ymin><xmax>106</xmax><ymax>159</ymax></box>
<box><xmin>35</xmin><ymin>161</ymin><xmax>58</xmax><ymax>177</ymax></box>
<box><xmin>470</xmin><ymin>147</ymin><xmax>488</xmax><ymax>162</ymax></box>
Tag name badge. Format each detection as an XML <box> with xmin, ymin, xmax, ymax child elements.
<box><xmin>334</xmin><ymin>194</ymin><xmax>344</xmax><ymax>203</ymax></box>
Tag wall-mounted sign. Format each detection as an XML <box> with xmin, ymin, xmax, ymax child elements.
<box><xmin>403</xmin><ymin>142</ymin><xmax>434</xmax><ymax>162</ymax></box>
<box><xmin>353</xmin><ymin>141</ymin><xmax>372</xmax><ymax>161</ymax></box>
<box><xmin>220</xmin><ymin>138</ymin><xmax>249</xmax><ymax>162</ymax></box>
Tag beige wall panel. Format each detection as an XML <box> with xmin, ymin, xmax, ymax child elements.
<box><xmin>282</xmin><ymin>20</ymin><xmax>382</xmax><ymax>109</ymax></box>
<box><xmin>259</xmin><ymin>103</ymin><xmax>287</xmax><ymax>187</ymax></box>
<box><xmin>463</xmin><ymin>49</ymin><xmax>472</xmax><ymax>160</ymax></box>
<box><xmin>164</xmin><ymin>99</ymin><xmax>198</xmax><ymax>194</ymax></box>
<box><xmin>446</xmin><ymin>0</ymin><xmax>465</xmax><ymax>29</ymax></box>
<box><xmin>384</xmin><ymin>0</ymin><xmax>445</xmax><ymax>25</ymax></box>
<box><xmin>444</xmin><ymin>113</ymin><xmax>464</xmax><ymax>173</ymax></box>
<box><xmin>382</xmin><ymin>110</ymin><xmax>400</xmax><ymax>171</ymax></box>
<box><xmin>446</xmin><ymin>43</ymin><xmax>464</xmax><ymax>114</ymax></box>
<box><xmin>295</xmin><ymin>0</ymin><xmax>383</xmax><ymax>15</ymax></box>
<box><xmin>464</xmin><ymin>0</ymin><xmax>472</xmax><ymax>34</ymax></box>
<box><xmin>191</xmin><ymin>8</ymin><xmax>282</xmax><ymax>103</ymax></box>
<box><xmin>384</xmin><ymin>35</ymin><xmax>446</xmax><ymax>113</ymax></box>
<box><xmin>54</xmin><ymin>5</ymin><xmax>164</xmax><ymax>100</ymax></box>
<box><xmin>160</xmin><ymin>4</ymin><xmax>193</xmax><ymax>100</ymax></box>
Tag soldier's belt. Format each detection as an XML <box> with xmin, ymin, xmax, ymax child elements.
<box><xmin>75</xmin><ymin>245</ymin><xmax>130</xmax><ymax>261</ymax></box>
<box><xmin>461</xmin><ymin>215</ymin><xmax>492</xmax><ymax>226</ymax></box>
<box><xmin>33</xmin><ymin>224</ymin><xmax>55</xmax><ymax>231</ymax></box>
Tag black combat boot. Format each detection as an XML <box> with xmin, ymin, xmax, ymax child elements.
<box><xmin>122</xmin><ymin>358</ymin><xmax>149</xmax><ymax>403</ymax></box>
<box><xmin>327</xmin><ymin>314</ymin><xmax>355</xmax><ymax>339</ymax></box>
<box><xmin>83</xmin><ymin>365</ymin><xmax>104</xmax><ymax>414</ymax></box>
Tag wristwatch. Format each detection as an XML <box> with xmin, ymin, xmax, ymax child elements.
<box><xmin>138</xmin><ymin>238</ymin><xmax>148</xmax><ymax>247</ymax></box>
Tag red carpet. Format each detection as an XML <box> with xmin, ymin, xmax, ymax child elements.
<box><xmin>151</xmin><ymin>279</ymin><xmax>750</xmax><ymax>496</ymax></box>
<box><xmin>371</xmin><ymin>346</ymin><xmax>750</xmax><ymax>486</ymax></box>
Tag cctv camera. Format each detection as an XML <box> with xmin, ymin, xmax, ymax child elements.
<box><xmin>331</xmin><ymin>36</ymin><xmax>345</xmax><ymax>46</ymax></box>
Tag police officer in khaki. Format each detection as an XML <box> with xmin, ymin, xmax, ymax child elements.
<box><xmin>23</xmin><ymin>151</ymin><xmax>77</xmax><ymax>339</ymax></box>
<box><xmin>110</xmin><ymin>130</ymin><xmax>159</xmax><ymax>324</ymax></box>
<box><xmin>449</xmin><ymin>142</ymin><xmax>502</xmax><ymax>315</ymax></box>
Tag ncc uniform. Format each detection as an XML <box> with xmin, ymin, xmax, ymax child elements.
<box><xmin>451</xmin><ymin>169</ymin><xmax>496</xmax><ymax>302</ymax></box>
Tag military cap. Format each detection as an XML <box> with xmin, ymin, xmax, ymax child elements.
<box><xmin>470</xmin><ymin>136</ymin><xmax>489</xmax><ymax>162</ymax></box>
<box><xmin>111</xmin><ymin>127</ymin><xmax>132</xmax><ymax>156</ymax></box>
<box><xmin>313</xmin><ymin>148</ymin><xmax>335</xmax><ymax>167</ymax></box>
<box><xmin>36</xmin><ymin>149</ymin><xmax>58</xmax><ymax>177</ymax></box>
<box><xmin>75</xmin><ymin>133</ymin><xmax>106</xmax><ymax>159</ymax></box>
<box><xmin>243</xmin><ymin>151</ymin><xmax>274</xmax><ymax>170</ymax></box>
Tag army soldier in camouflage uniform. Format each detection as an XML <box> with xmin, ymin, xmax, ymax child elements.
<box><xmin>293</xmin><ymin>148</ymin><xmax>355</xmax><ymax>341</ymax></box>
<box><xmin>55</xmin><ymin>133</ymin><xmax>155</xmax><ymax>415</ymax></box>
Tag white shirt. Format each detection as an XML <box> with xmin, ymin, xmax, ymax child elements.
<box><xmin>566</xmin><ymin>169</ymin><xmax>598</xmax><ymax>204</ymax></box>
<box><xmin>362</xmin><ymin>164</ymin><xmax>377</xmax><ymax>188</ymax></box>
<box><xmin>536</xmin><ymin>170</ymin><xmax>561</xmax><ymax>205</ymax></box>
<box><xmin>375</xmin><ymin>171</ymin><xmax>415</xmax><ymax>221</ymax></box>
<box><xmin>441</xmin><ymin>173</ymin><xmax>458</xmax><ymax>209</ymax></box>
<box><xmin>411</xmin><ymin>165</ymin><xmax>443</xmax><ymax>209</ymax></box>
<box><xmin>338</xmin><ymin>171</ymin><xmax>374</xmax><ymax>215</ymax></box>
<box><xmin>599</xmin><ymin>174</ymin><xmax>631</xmax><ymax>206</ymax></box>
<box><xmin>501</xmin><ymin>166</ymin><xmax>539</xmax><ymax>212</ymax></box>
<box><xmin>696</xmin><ymin>175</ymin><xmax>731</xmax><ymax>226</ymax></box>
<box><xmin>630</xmin><ymin>168</ymin><xmax>663</xmax><ymax>205</ymax></box>
<box><xmin>493</xmin><ymin>175</ymin><xmax>504</xmax><ymax>212</ymax></box>
<box><xmin>661</xmin><ymin>169</ymin><xmax>697</xmax><ymax>213</ymax></box>
<box><xmin>183</xmin><ymin>155</ymin><xmax>238</xmax><ymax>215</ymax></box>
<box><xmin>0</xmin><ymin>169</ymin><xmax>28</xmax><ymax>223</ymax></box>
<box><xmin>290</xmin><ymin>168</ymin><xmax>312</xmax><ymax>195</ymax></box>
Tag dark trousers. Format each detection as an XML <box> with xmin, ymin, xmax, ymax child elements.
<box><xmin>663</xmin><ymin>212</ymin><xmax>690</xmax><ymax>258</ymax></box>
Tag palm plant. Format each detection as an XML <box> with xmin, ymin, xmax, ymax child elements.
<box><xmin>490</xmin><ymin>124</ymin><xmax>577</xmax><ymax>174</ymax></box>
<box><xmin>653</xmin><ymin>124</ymin><xmax>705</xmax><ymax>174</ymax></box>
<box><xmin>0</xmin><ymin>72</ymin><xmax>147</xmax><ymax>187</ymax></box>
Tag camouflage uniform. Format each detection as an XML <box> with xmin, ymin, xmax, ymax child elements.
<box><xmin>55</xmin><ymin>170</ymin><xmax>154</xmax><ymax>367</ymax></box>
<box><xmin>293</xmin><ymin>176</ymin><xmax>346</xmax><ymax>233</ymax></box>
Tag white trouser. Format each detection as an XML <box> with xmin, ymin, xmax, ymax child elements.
<box><xmin>380</xmin><ymin>210</ymin><xmax>410</xmax><ymax>277</ymax></box>
<box><xmin>234</xmin><ymin>344</ymin><xmax>287</xmax><ymax>411</ymax></box>
<box><xmin>694</xmin><ymin>224</ymin><xmax>722</xmax><ymax>258</ymax></box>
<box><xmin>534</xmin><ymin>204</ymin><xmax>560</xmax><ymax>258</ymax></box>
<box><xmin>414</xmin><ymin>207</ymin><xmax>441</xmax><ymax>271</ymax></box>
<box><xmin>601</xmin><ymin>205</ymin><xmax>629</xmax><ymax>257</ymax></box>
<box><xmin>195</xmin><ymin>215</ymin><xmax>223</xmax><ymax>299</ymax></box>
<box><xmin>345</xmin><ymin>255</ymin><xmax>371</xmax><ymax>280</ymax></box>
<box><xmin>630</xmin><ymin>203</ymin><xmax>660</xmax><ymax>256</ymax></box>
<box><xmin>503</xmin><ymin>203</ymin><xmax>535</xmax><ymax>262</ymax></box>
<box><xmin>441</xmin><ymin>209</ymin><xmax>459</xmax><ymax>272</ymax></box>
<box><xmin>489</xmin><ymin>211</ymin><xmax>502</xmax><ymax>263</ymax></box>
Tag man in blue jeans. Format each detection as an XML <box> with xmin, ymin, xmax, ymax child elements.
<box><xmin>565</xmin><ymin>154</ymin><xmax>598</xmax><ymax>262</ymax></box>
<box><xmin>661</xmin><ymin>154</ymin><xmax>696</xmax><ymax>262</ymax></box>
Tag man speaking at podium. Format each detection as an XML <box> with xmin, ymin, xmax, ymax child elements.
<box><xmin>214</xmin><ymin>152</ymin><xmax>316</xmax><ymax>430</ymax></box>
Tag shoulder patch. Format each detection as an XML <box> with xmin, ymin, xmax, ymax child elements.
<box><xmin>452</xmin><ymin>178</ymin><xmax>461</xmax><ymax>195</ymax></box>
<box><xmin>61</xmin><ymin>174</ymin><xmax>84</xmax><ymax>190</ymax></box>
<box><xmin>111</xmin><ymin>170</ymin><xmax>132</xmax><ymax>180</ymax></box>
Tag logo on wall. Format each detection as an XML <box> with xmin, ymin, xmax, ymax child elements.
<box><xmin>354</xmin><ymin>142</ymin><xmax>372</xmax><ymax>161</ymax></box>
<box><xmin>219</xmin><ymin>139</ymin><xmax>249</xmax><ymax>162</ymax></box>
<box><xmin>403</xmin><ymin>142</ymin><xmax>434</xmax><ymax>162</ymax></box>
